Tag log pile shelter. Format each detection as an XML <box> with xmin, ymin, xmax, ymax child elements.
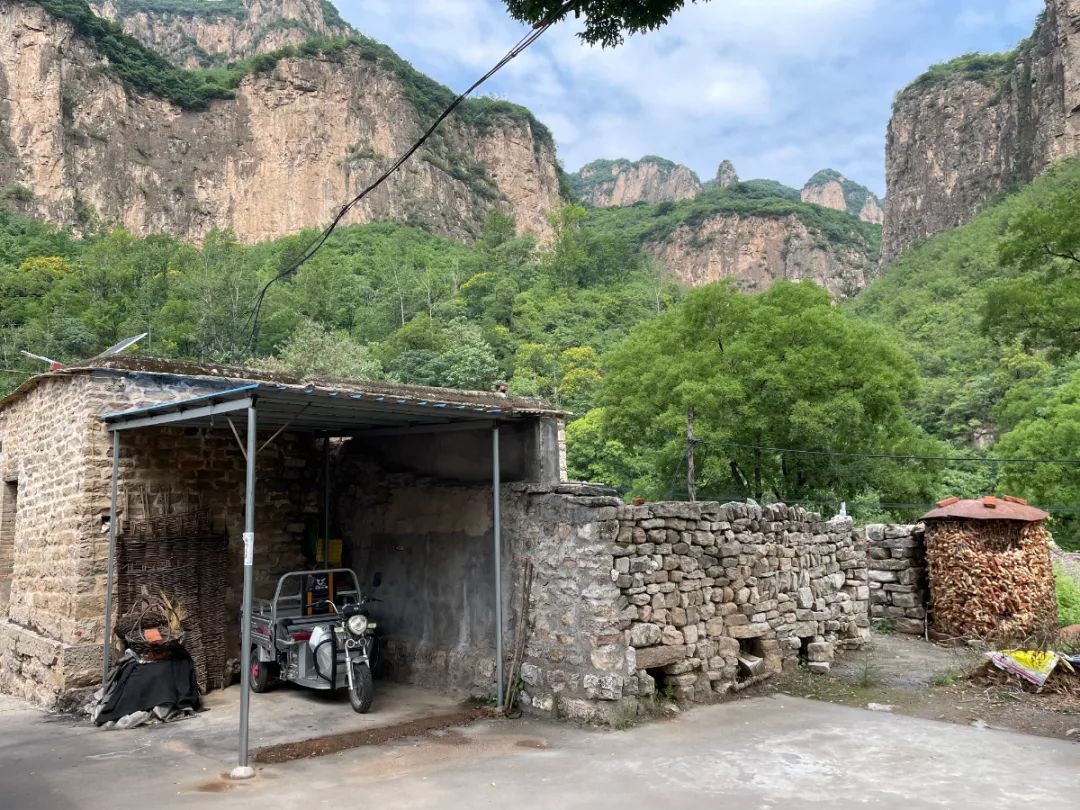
<box><xmin>920</xmin><ymin>495</ymin><xmax>1058</xmax><ymax>641</ymax></box>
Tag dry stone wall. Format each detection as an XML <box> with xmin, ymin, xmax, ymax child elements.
<box><xmin>866</xmin><ymin>524</ymin><xmax>928</xmax><ymax>635</ymax></box>
<box><xmin>514</xmin><ymin>494</ymin><xmax>870</xmax><ymax>723</ymax></box>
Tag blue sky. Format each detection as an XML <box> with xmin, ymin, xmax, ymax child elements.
<box><xmin>334</xmin><ymin>1</ymin><xmax>1042</xmax><ymax>196</ymax></box>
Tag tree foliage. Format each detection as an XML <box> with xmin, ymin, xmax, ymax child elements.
<box><xmin>595</xmin><ymin>281</ymin><xmax>943</xmax><ymax>505</ymax></box>
<box><xmin>503</xmin><ymin>0</ymin><xmax>705</xmax><ymax>47</ymax></box>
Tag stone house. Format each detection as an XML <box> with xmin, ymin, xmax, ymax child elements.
<box><xmin>0</xmin><ymin>356</ymin><xmax>870</xmax><ymax>723</ymax></box>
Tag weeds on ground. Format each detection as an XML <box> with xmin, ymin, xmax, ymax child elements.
<box><xmin>854</xmin><ymin>649</ymin><xmax>883</xmax><ymax>689</ymax></box>
<box><xmin>872</xmin><ymin>619</ymin><xmax>896</xmax><ymax>635</ymax></box>
<box><xmin>929</xmin><ymin>667</ymin><xmax>967</xmax><ymax>687</ymax></box>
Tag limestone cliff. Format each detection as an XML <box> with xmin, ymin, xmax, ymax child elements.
<box><xmin>801</xmin><ymin>169</ymin><xmax>884</xmax><ymax>225</ymax></box>
<box><xmin>0</xmin><ymin>1</ymin><xmax>560</xmax><ymax>243</ymax></box>
<box><xmin>590</xmin><ymin>186</ymin><xmax>881</xmax><ymax>298</ymax></box>
<box><xmin>569</xmin><ymin>157</ymin><xmax>702</xmax><ymax>207</ymax></box>
<box><xmin>883</xmin><ymin>0</ymin><xmax>1080</xmax><ymax>264</ymax></box>
<box><xmin>90</xmin><ymin>0</ymin><xmax>352</xmax><ymax>67</ymax></box>
<box><xmin>647</xmin><ymin>212</ymin><xmax>872</xmax><ymax>299</ymax></box>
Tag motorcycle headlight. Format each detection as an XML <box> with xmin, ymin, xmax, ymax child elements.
<box><xmin>347</xmin><ymin>615</ymin><xmax>369</xmax><ymax>636</ymax></box>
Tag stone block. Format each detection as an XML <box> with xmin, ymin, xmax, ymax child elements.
<box><xmin>629</xmin><ymin>623</ymin><xmax>662</xmax><ymax>648</ymax></box>
<box><xmin>634</xmin><ymin>644</ymin><xmax>689</xmax><ymax>669</ymax></box>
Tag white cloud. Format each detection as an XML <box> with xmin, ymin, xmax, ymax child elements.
<box><xmin>335</xmin><ymin>0</ymin><xmax>1044</xmax><ymax>195</ymax></box>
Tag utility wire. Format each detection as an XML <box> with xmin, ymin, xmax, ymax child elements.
<box><xmin>247</xmin><ymin>0</ymin><xmax>579</xmax><ymax>347</ymax></box>
<box><xmin>695</xmin><ymin>439</ymin><xmax>1080</xmax><ymax>466</ymax></box>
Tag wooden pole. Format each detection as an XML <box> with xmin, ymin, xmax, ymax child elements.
<box><xmin>686</xmin><ymin>407</ymin><xmax>696</xmax><ymax>503</ymax></box>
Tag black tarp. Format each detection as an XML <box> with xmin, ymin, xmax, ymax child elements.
<box><xmin>95</xmin><ymin>650</ymin><xmax>202</xmax><ymax>726</ymax></box>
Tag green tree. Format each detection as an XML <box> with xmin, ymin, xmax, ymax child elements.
<box><xmin>985</xmin><ymin>170</ymin><xmax>1080</xmax><ymax>359</ymax></box>
<box><xmin>598</xmin><ymin>281</ymin><xmax>943</xmax><ymax>503</ymax></box>
<box><xmin>566</xmin><ymin>407</ymin><xmax>649</xmax><ymax>493</ymax></box>
<box><xmin>995</xmin><ymin>368</ymin><xmax>1080</xmax><ymax>550</ymax></box>
<box><xmin>256</xmin><ymin>319</ymin><xmax>383</xmax><ymax>381</ymax></box>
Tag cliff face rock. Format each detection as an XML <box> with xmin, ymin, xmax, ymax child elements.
<box><xmin>570</xmin><ymin>157</ymin><xmax>702</xmax><ymax>207</ymax></box>
<box><xmin>646</xmin><ymin>213</ymin><xmax>873</xmax><ymax>299</ymax></box>
<box><xmin>883</xmin><ymin>0</ymin><xmax>1080</xmax><ymax>264</ymax></box>
<box><xmin>0</xmin><ymin>2</ymin><xmax>559</xmax><ymax>243</ymax></box>
<box><xmin>801</xmin><ymin>169</ymin><xmax>884</xmax><ymax>225</ymax></box>
<box><xmin>90</xmin><ymin>0</ymin><xmax>351</xmax><ymax>67</ymax></box>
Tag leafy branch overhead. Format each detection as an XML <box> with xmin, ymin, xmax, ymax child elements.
<box><xmin>503</xmin><ymin>0</ymin><xmax>706</xmax><ymax>47</ymax></box>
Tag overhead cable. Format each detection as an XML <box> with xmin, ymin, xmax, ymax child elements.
<box><xmin>247</xmin><ymin>0</ymin><xmax>579</xmax><ymax>346</ymax></box>
<box><xmin>695</xmin><ymin>439</ymin><xmax>1080</xmax><ymax>466</ymax></box>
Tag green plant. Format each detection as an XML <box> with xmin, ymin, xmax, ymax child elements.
<box><xmin>929</xmin><ymin>667</ymin><xmax>966</xmax><ymax>687</ymax></box>
<box><xmin>1054</xmin><ymin>566</ymin><xmax>1080</xmax><ymax>626</ymax></box>
<box><xmin>1</xmin><ymin>185</ymin><xmax>34</xmax><ymax>204</ymax></box>
<box><xmin>854</xmin><ymin>649</ymin><xmax>883</xmax><ymax>689</ymax></box>
<box><xmin>871</xmin><ymin>618</ymin><xmax>895</xmax><ymax>635</ymax></box>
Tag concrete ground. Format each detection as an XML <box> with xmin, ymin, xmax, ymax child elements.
<box><xmin>1</xmin><ymin>689</ymin><xmax>1077</xmax><ymax>809</ymax></box>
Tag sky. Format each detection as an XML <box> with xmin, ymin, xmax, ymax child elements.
<box><xmin>334</xmin><ymin>0</ymin><xmax>1043</xmax><ymax>196</ymax></box>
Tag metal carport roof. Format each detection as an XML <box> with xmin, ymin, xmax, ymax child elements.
<box><xmin>101</xmin><ymin>381</ymin><xmax>520</xmax><ymax>434</ymax></box>
<box><xmin>96</xmin><ymin>368</ymin><xmax>528</xmax><ymax>779</ymax></box>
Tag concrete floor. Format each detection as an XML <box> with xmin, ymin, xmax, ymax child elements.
<box><xmin>0</xmin><ymin>692</ymin><xmax>1075</xmax><ymax>809</ymax></box>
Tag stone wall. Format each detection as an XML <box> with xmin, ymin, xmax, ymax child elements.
<box><xmin>514</xmin><ymin>495</ymin><xmax>870</xmax><ymax>723</ymax></box>
<box><xmin>865</xmin><ymin>524</ymin><xmax>928</xmax><ymax>635</ymax></box>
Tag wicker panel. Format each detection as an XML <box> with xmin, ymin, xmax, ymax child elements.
<box><xmin>117</xmin><ymin>508</ymin><xmax>229</xmax><ymax>692</ymax></box>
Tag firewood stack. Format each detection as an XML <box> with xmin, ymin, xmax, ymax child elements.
<box><xmin>922</xmin><ymin>496</ymin><xmax>1058</xmax><ymax>642</ymax></box>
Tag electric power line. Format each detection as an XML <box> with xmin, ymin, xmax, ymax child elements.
<box><xmin>247</xmin><ymin>0</ymin><xmax>579</xmax><ymax>347</ymax></box>
<box><xmin>695</xmin><ymin>439</ymin><xmax>1080</xmax><ymax>466</ymax></box>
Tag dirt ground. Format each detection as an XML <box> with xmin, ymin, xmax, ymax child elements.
<box><xmin>753</xmin><ymin>632</ymin><xmax>1080</xmax><ymax>742</ymax></box>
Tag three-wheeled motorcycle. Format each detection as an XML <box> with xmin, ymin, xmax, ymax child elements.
<box><xmin>249</xmin><ymin>568</ymin><xmax>378</xmax><ymax>713</ymax></box>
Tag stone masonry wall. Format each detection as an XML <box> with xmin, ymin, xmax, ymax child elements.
<box><xmin>0</xmin><ymin>371</ymin><xmax>318</xmax><ymax>706</ymax></box>
<box><xmin>514</xmin><ymin>494</ymin><xmax>870</xmax><ymax>724</ymax></box>
<box><xmin>866</xmin><ymin>524</ymin><xmax>927</xmax><ymax>635</ymax></box>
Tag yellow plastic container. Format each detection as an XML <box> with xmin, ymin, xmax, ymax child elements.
<box><xmin>316</xmin><ymin>538</ymin><xmax>343</xmax><ymax>567</ymax></box>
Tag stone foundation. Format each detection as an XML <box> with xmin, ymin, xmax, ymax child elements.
<box><xmin>866</xmin><ymin>524</ymin><xmax>927</xmax><ymax>635</ymax></box>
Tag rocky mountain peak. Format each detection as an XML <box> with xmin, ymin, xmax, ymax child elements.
<box><xmin>714</xmin><ymin>160</ymin><xmax>738</xmax><ymax>188</ymax></box>
<box><xmin>801</xmin><ymin>169</ymin><xmax>884</xmax><ymax>225</ymax></box>
<box><xmin>569</xmin><ymin>156</ymin><xmax>702</xmax><ymax>207</ymax></box>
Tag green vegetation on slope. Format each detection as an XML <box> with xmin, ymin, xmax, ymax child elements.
<box><xmin>851</xmin><ymin>157</ymin><xmax>1080</xmax><ymax>546</ymax></box>
<box><xmin>585</xmin><ymin>181</ymin><xmax>880</xmax><ymax>255</ymax></box>
<box><xmin>30</xmin><ymin>0</ymin><xmax>554</xmax><ymax>149</ymax></box>
<box><xmin>0</xmin><ymin>205</ymin><xmax>679</xmax><ymax>415</ymax></box>
<box><xmin>1056</xmin><ymin>567</ymin><xmax>1080</xmax><ymax>627</ymax></box>
<box><xmin>108</xmin><ymin>0</ymin><xmax>247</xmax><ymax>16</ymax></box>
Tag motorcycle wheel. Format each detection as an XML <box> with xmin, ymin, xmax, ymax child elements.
<box><xmin>249</xmin><ymin>648</ymin><xmax>277</xmax><ymax>693</ymax></box>
<box><xmin>349</xmin><ymin>663</ymin><xmax>374</xmax><ymax>713</ymax></box>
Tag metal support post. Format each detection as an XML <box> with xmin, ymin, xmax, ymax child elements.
<box><xmin>102</xmin><ymin>430</ymin><xmax>120</xmax><ymax>682</ymax></box>
<box><xmin>493</xmin><ymin>425</ymin><xmax>504</xmax><ymax>708</ymax></box>
<box><xmin>231</xmin><ymin>402</ymin><xmax>258</xmax><ymax>781</ymax></box>
<box><xmin>322</xmin><ymin>436</ymin><xmax>330</xmax><ymax>561</ymax></box>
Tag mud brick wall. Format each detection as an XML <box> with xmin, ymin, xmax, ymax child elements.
<box><xmin>515</xmin><ymin>496</ymin><xmax>870</xmax><ymax>724</ymax></box>
<box><xmin>865</xmin><ymin>524</ymin><xmax>928</xmax><ymax>635</ymax></box>
<box><xmin>0</xmin><ymin>371</ymin><xmax>317</xmax><ymax>706</ymax></box>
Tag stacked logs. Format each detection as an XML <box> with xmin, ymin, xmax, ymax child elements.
<box><xmin>924</xmin><ymin>518</ymin><xmax>1058</xmax><ymax>641</ymax></box>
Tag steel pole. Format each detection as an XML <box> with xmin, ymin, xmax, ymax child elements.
<box><xmin>493</xmin><ymin>425</ymin><xmax>504</xmax><ymax>708</ymax></box>
<box><xmin>231</xmin><ymin>402</ymin><xmax>257</xmax><ymax>781</ymax></box>
<box><xmin>322</xmin><ymin>436</ymin><xmax>330</xmax><ymax>561</ymax></box>
<box><xmin>102</xmin><ymin>430</ymin><xmax>120</xmax><ymax>682</ymax></box>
